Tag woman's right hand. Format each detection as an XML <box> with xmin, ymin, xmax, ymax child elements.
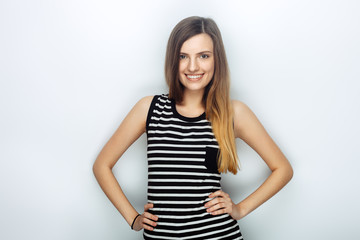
<box><xmin>132</xmin><ymin>203</ymin><xmax>158</xmax><ymax>231</ymax></box>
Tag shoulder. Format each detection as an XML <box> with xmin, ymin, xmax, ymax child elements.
<box><xmin>137</xmin><ymin>95</ymin><xmax>154</xmax><ymax>106</ymax></box>
<box><xmin>133</xmin><ymin>94</ymin><xmax>172</xmax><ymax>116</ymax></box>
<box><xmin>136</xmin><ymin>94</ymin><xmax>169</xmax><ymax>106</ymax></box>
<box><xmin>231</xmin><ymin>99</ymin><xmax>252</xmax><ymax>118</ymax></box>
<box><xmin>125</xmin><ymin>96</ymin><xmax>155</xmax><ymax>124</ymax></box>
<box><xmin>123</xmin><ymin>96</ymin><xmax>155</xmax><ymax>132</ymax></box>
<box><xmin>231</xmin><ymin>99</ymin><xmax>260</xmax><ymax>138</ymax></box>
<box><xmin>133</xmin><ymin>95</ymin><xmax>155</xmax><ymax>112</ymax></box>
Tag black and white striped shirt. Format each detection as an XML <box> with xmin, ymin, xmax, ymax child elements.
<box><xmin>144</xmin><ymin>94</ymin><xmax>243</xmax><ymax>240</ymax></box>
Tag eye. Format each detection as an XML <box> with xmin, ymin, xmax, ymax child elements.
<box><xmin>200</xmin><ymin>54</ymin><xmax>209</xmax><ymax>59</ymax></box>
<box><xmin>179</xmin><ymin>54</ymin><xmax>187</xmax><ymax>60</ymax></box>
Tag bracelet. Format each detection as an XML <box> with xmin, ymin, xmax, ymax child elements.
<box><xmin>131</xmin><ymin>214</ymin><xmax>141</xmax><ymax>230</ymax></box>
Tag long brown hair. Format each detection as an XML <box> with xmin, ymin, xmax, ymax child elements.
<box><xmin>165</xmin><ymin>16</ymin><xmax>239</xmax><ymax>174</ymax></box>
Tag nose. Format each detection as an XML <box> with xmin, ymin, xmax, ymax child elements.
<box><xmin>188</xmin><ymin>58</ymin><xmax>199</xmax><ymax>72</ymax></box>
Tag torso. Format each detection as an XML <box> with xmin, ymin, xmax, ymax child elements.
<box><xmin>144</xmin><ymin>94</ymin><xmax>243</xmax><ymax>240</ymax></box>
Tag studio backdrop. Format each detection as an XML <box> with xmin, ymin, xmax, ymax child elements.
<box><xmin>0</xmin><ymin>0</ymin><xmax>359</xmax><ymax>239</ymax></box>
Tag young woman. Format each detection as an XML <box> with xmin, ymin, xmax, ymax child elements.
<box><xmin>93</xmin><ymin>16</ymin><xmax>293</xmax><ymax>239</ymax></box>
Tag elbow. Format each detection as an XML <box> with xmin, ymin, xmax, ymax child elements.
<box><xmin>273</xmin><ymin>161</ymin><xmax>293</xmax><ymax>184</ymax></box>
<box><xmin>285</xmin><ymin>163</ymin><xmax>294</xmax><ymax>183</ymax></box>
<box><xmin>92</xmin><ymin>161</ymin><xmax>100</xmax><ymax>177</ymax></box>
<box><xmin>92</xmin><ymin>160</ymin><xmax>105</xmax><ymax>177</ymax></box>
<box><xmin>92</xmin><ymin>159</ymin><xmax>113</xmax><ymax>178</ymax></box>
<box><xmin>288</xmin><ymin>166</ymin><xmax>294</xmax><ymax>181</ymax></box>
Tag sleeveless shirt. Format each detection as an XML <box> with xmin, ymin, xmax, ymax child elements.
<box><xmin>144</xmin><ymin>94</ymin><xmax>243</xmax><ymax>240</ymax></box>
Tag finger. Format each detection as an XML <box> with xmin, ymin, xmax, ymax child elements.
<box><xmin>209</xmin><ymin>190</ymin><xmax>229</xmax><ymax>199</ymax></box>
<box><xmin>206</xmin><ymin>202</ymin><xmax>226</xmax><ymax>213</ymax></box>
<box><xmin>143</xmin><ymin>203</ymin><xmax>159</xmax><ymax>221</ymax></box>
<box><xmin>142</xmin><ymin>215</ymin><xmax>157</xmax><ymax>227</ymax></box>
<box><xmin>144</xmin><ymin>203</ymin><xmax>154</xmax><ymax>211</ymax></box>
<box><xmin>204</xmin><ymin>197</ymin><xmax>222</xmax><ymax>208</ymax></box>
<box><xmin>141</xmin><ymin>212</ymin><xmax>158</xmax><ymax>231</ymax></box>
<box><xmin>142</xmin><ymin>221</ymin><xmax>155</xmax><ymax>231</ymax></box>
<box><xmin>209</xmin><ymin>208</ymin><xmax>228</xmax><ymax>216</ymax></box>
<box><xmin>208</xmin><ymin>190</ymin><xmax>222</xmax><ymax>198</ymax></box>
<box><xmin>143</xmin><ymin>211</ymin><xmax>159</xmax><ymax>222</ymax></box>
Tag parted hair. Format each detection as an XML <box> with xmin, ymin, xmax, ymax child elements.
<box><xmin>165</xmin><ymin>16</ymin><xmax>239</xmax><ymax>174</ymax></box>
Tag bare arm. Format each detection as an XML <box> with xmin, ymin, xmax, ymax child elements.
<box><xmin>231</xmin><ymin>100</ymin><xmax>293</xmax><ymax>218</ymax></box>
<box><xmin>92</xmin><ymin>96</ymin><xmax>158</xmax><ymax>230</ymax></box>
<box><xmin>205</xmin><ymin>100</ymin><xmax>293</xmax><ymax>219</ymax></box>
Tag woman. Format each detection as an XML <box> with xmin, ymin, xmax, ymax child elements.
<box><xmin>93</xmin><ymin>16</ymin><xmax>293</xmax><ymax>239</ymax></box>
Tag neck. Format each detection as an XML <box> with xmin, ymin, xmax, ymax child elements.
<box><xmin>175</xmin><ymin>89</ymin><xmax>206</xmax><ymax>118</ymax></box>
<box><xmin>180</xmin><ymin>89</ymin><xmax>205</xmax><ymax>108</ymax></box>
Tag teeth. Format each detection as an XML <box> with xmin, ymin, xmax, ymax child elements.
<box><xmin>187</xmin><ymin>75</ymin><xmax>202</xmax><ymax>79</ymax></box>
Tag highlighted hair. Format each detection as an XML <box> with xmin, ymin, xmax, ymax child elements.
<box><xmin>165</xmin><ymin>16</ymin><xmax>239</xmax><ymax>174</ymax></box>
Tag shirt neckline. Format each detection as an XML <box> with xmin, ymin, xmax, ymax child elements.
<box><xmin>170</xmin><ymin>99</ymin><xmax>206</xmax><ymax>122</ymax></box>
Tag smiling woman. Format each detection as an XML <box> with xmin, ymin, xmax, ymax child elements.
<box><xmin>93</xmin><ymin>16</ymin><xmax>293</xmax><ymax>240</ymax></box>
<box><xmin>178</xmin><ymin>33</ymin><xmax>215</xmax><ymax>93</ymax></box>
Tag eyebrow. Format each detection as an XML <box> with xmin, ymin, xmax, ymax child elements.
<box><xmin>180</xmin><ymin>51</ymin><xmax>213</xmax><ymax>55</ymax></box>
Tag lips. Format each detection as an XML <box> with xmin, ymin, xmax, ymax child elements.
<box><xmin>185</xmin><ymin>74</ymin><xmax>204</xmax><ymax>81</ymax></box>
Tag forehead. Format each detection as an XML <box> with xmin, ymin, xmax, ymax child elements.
<box><xmin>180</xmin><ymin>33</ymin><xmax>214</xmax><ymax>53</ymax></box>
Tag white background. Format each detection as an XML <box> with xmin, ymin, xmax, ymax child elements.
<box><xmin>1</xmin><ymin>0</ymin><xmax>359</xmax><ymax>239</ymax></box>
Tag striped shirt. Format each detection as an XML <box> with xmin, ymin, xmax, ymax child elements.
<box><xmin>144</xmin><ymin>94</ymin><xmax>243</xmax><ymax>240</ymax></box>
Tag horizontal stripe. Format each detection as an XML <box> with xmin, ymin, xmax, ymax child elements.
<box><xmin>150</xmin><ymin>116</ymin><xmax>208</xmax><ymax>123</ymax></box>
<box><xmin>149</xmin><ymin>171</ymin><xmax>220</xmax><ymax>177</ymax></box>
<box><xmin>208</xmin><ymin>230</ymin><xmax>243</xmax><ymax>240</ymax></box>
<box><xmin>150</xmin><ymin>116</ymin><xmax>186</xmax><ymax>122</ymax></box>
<box><xmin>148</xmin><ymin>137</ymin><xmax>217</xmax><ymax>142</ymax></box>
<box><xmin>148</xmin><ymin>164</ymin><xmax>206</xmax><ymax>169</ymax></box>
<box><xmin>154</xmin><ymin>212</ymin><xmax>209</xmax><ymax>219</ymax></box>
<box><xmin>148</xmin><ymin>157</ymin><xmax>204</xmax><ymax>162</ymax></box>
<box><xmin>148</xmin><ymin>143</ymin><xmax>208</xmax><ymax>148</ymax></box>
<box><xmin>157</xmin><ymin>97</ymin><xmax>171</xmax><ymax>104</ymax></box>
<box><xmin>148</xmin><ymin>178</ymin><xmax>219</xmax><ymax>183</ymax></box>
<box><xmin>157</xmin><ymin>214</ymin><xmax>228</xmax><ymax>227</ymax></box>
<box><xmin>154</xmin><ymin>219</ymin><xmax>233</xmax><ymax>234</ymax></box>
<box><xmin>149</xmin><ymin>123</ymin><xmax>211</xmax><ymax>130</ymax></box>
<box><xmin>148</xmin><ymin>192</ymin><xmax>210</xmax><ymax>197</ymax></box>
<box><xmin>151</xmin><ymin>206</ymin><xmax>206</xmax><ymax>212</ymax></box>
<box><xmin>144</xmin><ymin>221</ymin><xmax>238</xmax><ymax>239</ymax></box>
<box><xmin>147</xmin><ymin>150</ymin><xmax>205</xmax><ymax>155</ymax></box>
<box><xmin>155</xmin><ymin>103</ymin><xmax>171</xmax><ymax>109</ymax></box>
<box><xmin>148</xmin><ymin>130</ymin><xmax>214</xmax><ymax>137</ymax></box>
<box><xmin>154</xmin><ymin>109</ymin><xmax>173</xmax><ymax>115</ymax></box>
<box><xmin>148</xmin><ymin>199</ymin><xmax>210</xmax><ymax>205</ymax></box>
<box><xmin>148</xmin><ymin>185</ymin><xmax>219</xmax><ymax>190</ymax></box>
<box><xmin>189</xmin><ymin>224</ymin><xmax>239</xmax><ymax>239</ymax></box>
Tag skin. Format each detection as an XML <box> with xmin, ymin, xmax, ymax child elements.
<box><xmin>93</xmin><ymin>33</ymin><xmax>293</xmax><ymax>232</ymax></box>
<box><xmin>177</xmin><ymin>32</ymin><xmax>214</xmax><ymax>116</ymax></box>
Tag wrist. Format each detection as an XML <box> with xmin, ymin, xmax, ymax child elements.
<box><xmin>131</xmin><ymin>214</ymin><xmax>141</xmax><ymax>230</ymax></box>
<box><xmin>235</xmin><ymin>202</ymin><xmax>249</xmax><ymax>220</ymax></box>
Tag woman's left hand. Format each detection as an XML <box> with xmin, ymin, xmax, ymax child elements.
<box><xmin>204</xmin><ymin>190</ymin><xmax>242</xmax><ymax>220</ymax></box>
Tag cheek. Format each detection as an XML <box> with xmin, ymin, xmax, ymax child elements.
<box><xmin>178</xmin><ymin>62</ymin><xmax>186</xmax><ymax>73</ymax></box>
<box><xmin>204</xmin><ymin>61</ymin><xmax>215</xmax><ymax>75</ymax></box>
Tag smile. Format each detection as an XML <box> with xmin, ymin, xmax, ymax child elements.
<box><xmin>186</xmin><ymin>74</ymin><xmax>204</xmax><ymax>81</ymax></box>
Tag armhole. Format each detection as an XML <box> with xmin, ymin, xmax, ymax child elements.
<box><xmin>145</xmin><ymin>95</ymin><xmax>158</xmax><ymax>134</ymax></box>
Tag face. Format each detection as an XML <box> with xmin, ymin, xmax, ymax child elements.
<box><xmin>178</xmin><ymin>33</ymin><xmax>215</xmax><ymax>94</ymax></box>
